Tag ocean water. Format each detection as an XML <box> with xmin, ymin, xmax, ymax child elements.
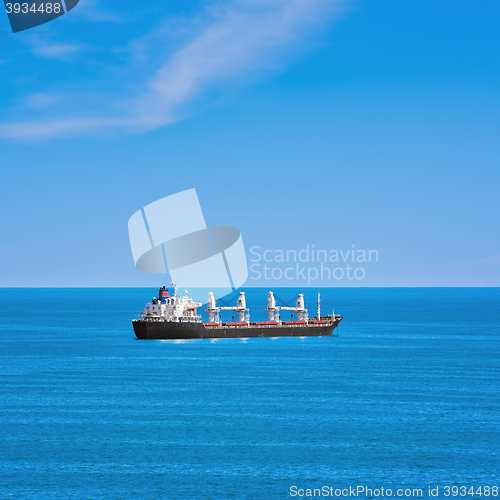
<box><xmin>0</xmin><ymin>288</ymin><xmax>499</xmax><ymax>500</ymax></box>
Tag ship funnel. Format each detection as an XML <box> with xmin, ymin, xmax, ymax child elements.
<box><xmin>159</xmin><ymin>286</ymin><xmax>169</xmax><ymax>304</ymax></box>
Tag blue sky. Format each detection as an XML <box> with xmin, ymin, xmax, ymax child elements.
<box><xmin>0</xmin><ymin>0</ymin><xmax>499</xmax><ymax>287</ymax></box>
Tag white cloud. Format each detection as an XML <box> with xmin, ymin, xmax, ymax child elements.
<box><xmin>31</xmin><ymin>41</ymin><xmax>86</xmax><ymax>60</ymax></box>
<box><xmin>0</xmin><ymin>0</ymin><xmax>346</xmax><ymax>139</ymax></box>
<box><xmin>16</xmin><ymin>32</ymin><xmax>87</xmax><ymax>60</ymax></box>
<box><xmin>0</xmin><ymin>118</ymin><xmax>125</xmax><ymax>139</ymax></box>
<box><xmin>26</xmin><ymin>93</ymin><xmax>64</xmax><ymax>108</ymax></box>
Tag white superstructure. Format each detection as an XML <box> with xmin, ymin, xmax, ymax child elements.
<box><xmin>139</xmin><ymin>282</ymin><xmax>203</xmax><ymax>323</ymax></box>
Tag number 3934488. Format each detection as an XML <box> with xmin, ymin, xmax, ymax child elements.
<box><xmin>3</xmin><ymin>0</ymin><xmax>79</xmax><ymax>33</ymax></box>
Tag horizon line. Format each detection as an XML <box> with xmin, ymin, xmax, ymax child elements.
<box><xmin>0</xmin><ymin>286</ymin><xmax>498</xmax><ymax>289</ymax></box>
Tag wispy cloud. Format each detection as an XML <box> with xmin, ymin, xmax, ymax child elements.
<box><xmin>0</xmin><ymin>0</ymin><xmax>346</xmax><ymax>139</ymax></box>
<box><xmin>31</xmin><ymin>42</ymin><xmax>85</xmax><ymax>59</ymax></box>
<box><xmin>18</xmin><ymin>33</ymin><xmax>87</xmax><ymax>60</ymax></box>
<box><xmin>25</xmin><ymin>93</ymin><xmax>64</xmax><ymax>108</ymax></box>
<box><xmin>0</xmin><ymin>118</ymin><xmax>125</xmax><ymax>139</ymax></box>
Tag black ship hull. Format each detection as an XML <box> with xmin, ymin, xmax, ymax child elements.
<box><xmin>132</xmin><ymin>318</ymin><xmax>342</xmax><ymax>340</ymax></box>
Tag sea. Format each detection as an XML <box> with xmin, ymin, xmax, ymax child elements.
<box><xmin>0</xmin><ymin>288</ymin><xmax>499</xmax><ymax>500</ymax></box>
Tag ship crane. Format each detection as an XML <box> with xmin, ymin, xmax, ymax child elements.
<box><xmin>206</xmin><ymin>291</ymin><xmax>249</xmax><ymax>323</ymax></box>
<box><xmin>266</xmin><ymin>291</ymin><xmax>308</xmax><ymax>323</ymax></box>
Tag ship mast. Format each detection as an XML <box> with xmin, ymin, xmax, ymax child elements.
<box><xmin>317</xmin><ymin>292</ymin><xmax>321</xmax><ymax>320</ymax></box>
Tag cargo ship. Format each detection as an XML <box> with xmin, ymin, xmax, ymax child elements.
<box><xmin>132</xmin><ymin>282</ymin><xmax>342</xmax><ymax>340</ymax></box>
